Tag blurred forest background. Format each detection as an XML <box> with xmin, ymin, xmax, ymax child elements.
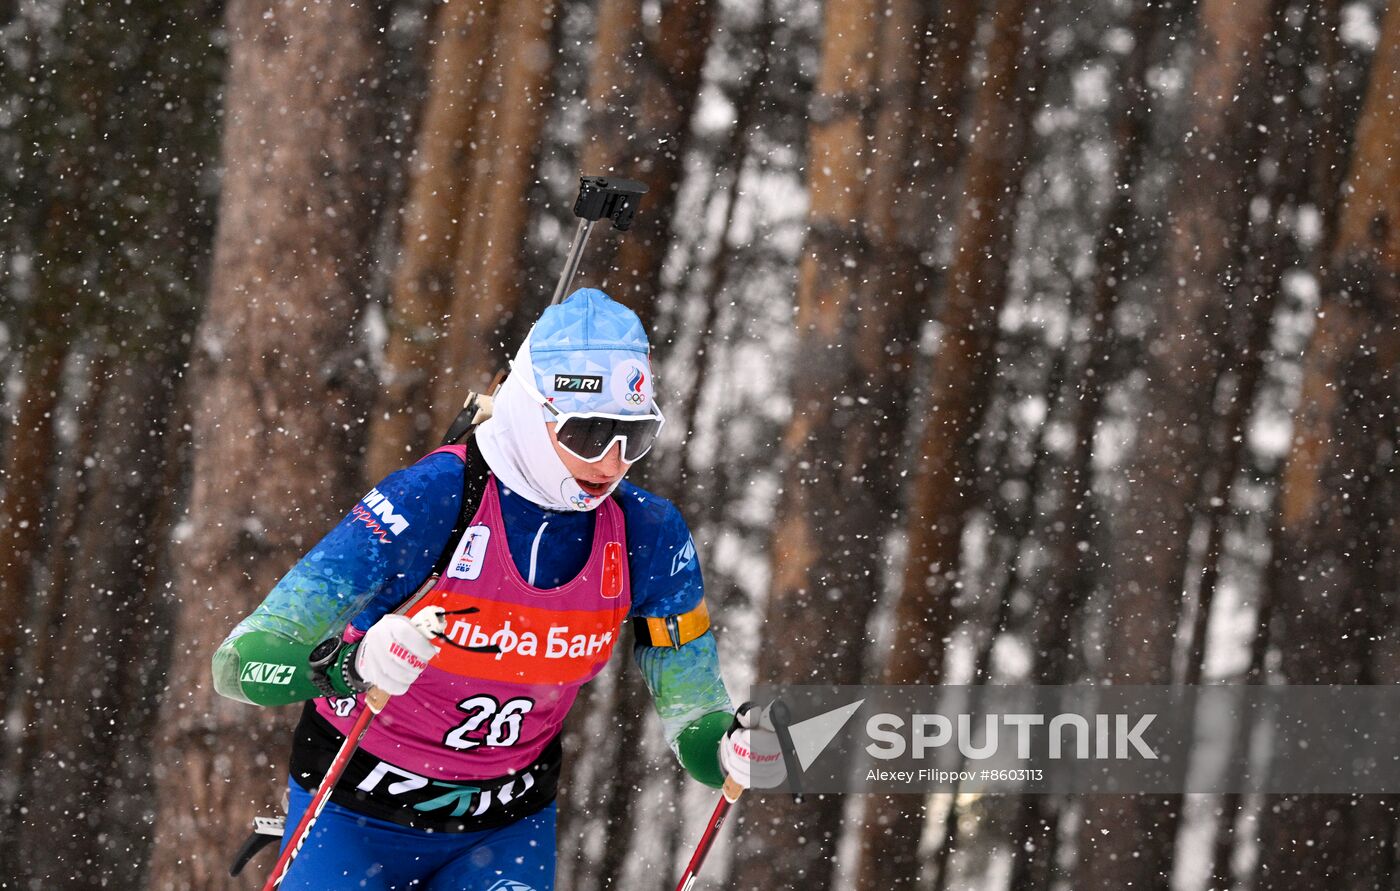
<box><xmin>0</xmin><ymin>0</ymin><xmax>1397</xmax><ymax>888</ymax></box>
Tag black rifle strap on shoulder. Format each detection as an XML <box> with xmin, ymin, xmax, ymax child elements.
<box><xmin>431</xmin><ymin>438</ymin><xmax>493</xmax><ymax>578</ymax></box>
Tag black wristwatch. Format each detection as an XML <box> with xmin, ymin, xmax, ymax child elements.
<box><xmin>307</xmin><ymin>638</ymin><xmax>343</xmax><ymax>697</ymax></box>
<box><xmin>309</xmin><ymin>636</ymin><xmax>370</xmax><ymax>698</ymax></box>
<box><xmin>310</xmin><ymin>641</ymin><xmax>358</xmax><ymax>694</ymax></box>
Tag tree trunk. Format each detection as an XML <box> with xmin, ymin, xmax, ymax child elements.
<box><xmin>663</xmin><ymin>16</ymin><xmax>771</xmax><ymax>503</ymax></box>
<box><xmin>6</xmin><ymin>1</ymin><xmax>218</xmax><ymax>871</ymax></box>
<box><xmin>855</xmin><ymin>0</ymin><xmax>976</xmax><ymax>881</ymax></box>
<box><xmin>0</xmin><ymin>0</ymin><xmax>101</xmax><ymax>714</ymax></box>
<box><xmin>1257</xmin><ymin>4</ymin><xmax>1400</xmax><ymax>885</ymax></box>
<box><xmin>146</xmin><ymin>1</ymin><xmax>385</xmax><ymax>886</ymax></box>
<box><xmin>0</xmin><ymin>10</ymin><xmax>221</xmax><ymax>881</ymax></box>
<box><xmin>0</xmin><ymin>325</ymin><xmax>65</xmax><ymax>724</ymax></box>
<box><xmin>883</xmin><ymin>0</ymin><xmax>1041</xmax><ymax>695</ymax></box>
<box><xmin>728</xmin><ymin>0</ymin><xmax>907</xmax><ymax>887</ymax></box>
<box><xmin>434</xmin><ymin>48</ymin><xmax>505</xmax><ymax>401</ymax></box>
<box><xmin>578</xmin><ymin>0</ymin><xmax>644</xmax><ymax>180</ymax></box>
<box><xmin>1077</xmin><ymin>0</ymin><xmax>1276</xmax><ymax>882</ymax></box>
<box><xmin>15</xmin><ymin>345</ymin><xmax>192</xmax><ymax>886</ymax></box>
<box><xmin>435</xmin><ymin>0</ymin><xmax>555</xmax><ymax>405</ymax></box>
<box><xmin>366</xmin><ymin>0</ymin><xmax>501</xmax><ymax>480</ymax></box>
<box><xmin>606</xmin><ymin>0</ymin><xmax>715</xmax><ymax>331</ymax></box>
<box><xmin>0</xmin><ymin>347</ymin><xmax>93</xmax><ymax>886</ymax></box>
<box><xmin>911</xmin><ymin>0</ymin><xmax>981</xmax><ymax>232</ymax></box>
<box><xmin>1182</xmin><ymin>0</ymin><xmax>1315</xmax><ymax>689</ymax></box>
<box><xmin>569</xmin><ymin>0</ymin><xmax>646</xmax><ymax>287</ymax></box>
<box><xmin>861</xmin><ymin>0</ymin><xmax>1044</xmax><ymax>884</ymax></box>
<box><xmin>571</xmin><ymin>0</ymin><xmax>717</xmax><ymax>332</ymax></box>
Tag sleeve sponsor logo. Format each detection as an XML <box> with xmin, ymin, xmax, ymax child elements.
<box><xmin>552</xmin><ymin>374</ymin><xmax>603</xmax><ymax>393</ymax></box>
<box><xmin>445</xmin><ymin>525</ymin><xmax>490</xmax><ymax>581</ymax></box>
<box><xmin>353</xmin><ymin>487</ymin><xmax>411</xmax><ymax>542</ymax></box>
<box><xmin>670</xmin><ymin>536</ymin><xmax>696</xmax><ymax>577</ymax></box>
<box><xmin>239</xmin><ymin>661</ymin><xmax>296</xmax><ymax>685</ymax></box>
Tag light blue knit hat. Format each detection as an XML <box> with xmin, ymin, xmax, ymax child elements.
<box><xmin>523</xmin><ymin>288</ymin><xmax>656</xmax><ymax>415</ymax></box>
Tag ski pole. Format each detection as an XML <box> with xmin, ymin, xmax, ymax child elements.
<box><xmin>260</xmin><ymin>608</ymin><xmax>447</xmax><ymax>891</ymax></box>
<box><xmin>673</xmin><ymin>701</ymin><xmax>802</xmax><ymax>891</ymax></box>
<box><xmin>674</xmin><ymin>776</ymin><xmax>745</xmax><ymax>891</ymax></box>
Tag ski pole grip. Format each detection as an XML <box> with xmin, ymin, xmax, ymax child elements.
<box><xmin>367</xmin><ymin>608</ymin><xmax>447</xmax><ymax>714</ymax></box>
<box><xmin>366</xmin><ymin>687</ymin><xmax>391</xmax><ymax>713</ymax></box>
<box><xmin>721</xmin><ymin>775</ymin><xmax>744</xmax><ymax>804</ymax></box>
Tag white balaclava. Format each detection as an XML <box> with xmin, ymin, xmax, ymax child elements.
<box><xmin>475</xmin><ymin>288</ymin><xmax>657</xmax><ymax>512</ymax></box>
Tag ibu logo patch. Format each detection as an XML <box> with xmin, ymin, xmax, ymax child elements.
<box><xmin>240</xmin><ymin>661</ymin><xmax>296</xmax><ymax>685</ymax></box>
<box><xmin>553</xmin><ymin>374</ymin><xmax>603</xmax><ymax>393</ymax></box>
<box><xmin>486</xmin><ymin>881</ymin><xmax>538</xmax><ymax>891</ymax></box>
<box><xmin>446</xmin><ymin>525</ymin><xmax>491</xmax><ymax>581</ymax></box>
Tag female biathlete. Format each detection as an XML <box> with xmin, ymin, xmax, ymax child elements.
<box><xmin>213</xmin><ymin>290</ymin><xmax>784</xmax><ymax>890</ymax></box>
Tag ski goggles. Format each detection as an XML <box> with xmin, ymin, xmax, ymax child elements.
<box><xmin>512</xmin><ymin>362</ymin><xmax>666</xmax><ymax>463</ymax></box>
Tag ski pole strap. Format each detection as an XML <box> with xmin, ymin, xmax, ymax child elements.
<box><xmin>633</xmin><ymin>600</ymin><xmax>710</xmax><ymax>648</ymax></box>
<box><xmin>769</xmin><ymin>699</ymin><xmax>804</xmax><ymax>800</ymax></box>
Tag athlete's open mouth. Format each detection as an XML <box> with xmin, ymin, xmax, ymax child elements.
<box><xmin>576</xmin><ymin>479</ymin><xmax>612</xmax><ymax>496</ymax></box>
